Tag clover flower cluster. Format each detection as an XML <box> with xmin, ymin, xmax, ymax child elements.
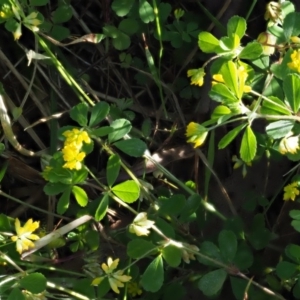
<box><xmin>62</xmin><ymin>128</ymin><xmax>91</xmax><ymax>170</ymax></box>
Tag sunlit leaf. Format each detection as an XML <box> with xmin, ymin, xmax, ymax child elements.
<box><xmin>240</xmin><ymin>126</ymin><xmax>257</xmax><ymax>163</ymax></box>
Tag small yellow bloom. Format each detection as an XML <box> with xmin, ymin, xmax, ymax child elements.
<box><xmin>290</xmin><ymin>36</ymin><xmax>300</xmax><ymax>44</ymax></box>
<box><xmin>129</xmin><ymin>212</ymin><xmax>155</xmax><ymax>236</ymax></box>
<box><xmin>186</xmin><ymin>122</ymin><xmax>208</xmax><ymax>148</ymax></box>
<box><xmin>174</xmin><ymin>8</ymin><xmax>184</xmax><ymax>20</ymax></box>
<box><xmin>288</xmin><ymin>50</ymin><xmax>300</xmax><ymax>73</ymax></box>
<box><xmin>283</xmin><ymin>182</ymin><xmax>300</xmax><ymax>201</ymax></box>
<box><xmin>91</xmin><ymin>257</ymin><xmax>131</xmax><ymax>294</ymax></box>
<box><xmin>279</xmin><ymin>135</ymin><xmax>300</xmax><ymax>154</ymax></box>
<box><xmin>61</xmin><ymin>129</ymin><xmax>91</xmax><ymax>170</ymax></box>
<box><xmin>187</xmin><ymin>68</ymin><xmax>205</xmax><ymax>87</ymax></box>
<box><xmin>212</xmin><ymin>74</ymin><xmax>225</xmax><ymax>83</ymax></box>
<box><xmin>11</xmin><ymin>219</ymin><xmax>40</xmax><ymax>254</ymax></box>
<box><xmin>128</xmin><ymin>281</ymin><xmax>143</xmax><ymax>297</ymax></box>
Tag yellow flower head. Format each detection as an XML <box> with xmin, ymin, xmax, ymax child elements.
<box><xmin>11</xmin><ymin>218</ymin><xmax>40</xmax><ymax>254</ymax></box>
<box><xmin>290</xmin><ymin>36</ymin><xmax>300</xmax><ymax>44</ymax></box>
<box><xmin>186</xmin><ymin>122</ymin><xmax>208</xmax><ymax>148</ymax></box>
<box><xmin>128</xmin><ymin>281</ymin><xmax>143</xmax><ymax>297</ymax></box>
<box><xmin>187</xmin><ymin>68</ymin><xmax>205</xmax><ymax>87</ymax></box>
<box><xmin>91</xmin><ymin>257</ymin><xmax>132</xmax><ymax>294</ymax></box>
<box><xmin>62</xmin><ymin>129</ymin><xmax>91</xmax><ymax>170</ymax></box>
<box><xmin>288</xmin><ymin>50</ymin><xmax>300</xmax><ymax>73</ymax></box>
<box><xmin>283</xmin><ymin>182</ymin><xmax>300</xmax><ymax>201</ymax></box>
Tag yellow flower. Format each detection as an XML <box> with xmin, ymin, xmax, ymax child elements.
<box><xmin>129</xmin><ymin>212</ymin><xmax>155</xmax><ymax>236</ymax></box>
<box><xmin>128</xmin><ymin>281</ymin><xmax>143</xmax><ymax>297</ymax></box>
<box><xmin>288</xmin><ymin>50</ymin><xmax>300</xmax><ymax>73</ymax></box>
<box><xmin>186</xmin><ymin>122</ymin><xmax>208</xmax><ymax>148</ymax></box>
<box><xmin>283</xmin><ymin>182</ymin><xmax>300</xmax><ymax>201</ymax></box>
<box><xmin>187</xmin><ymin>68</ymin><xmax>205</xmax><ymax>87</ymax></box>
<box><xmin>61</xmin><ymin>129</ymin><xmax>91</xmax><ymax>170</ymax></box>
<box><xmin>279</xmin><ymin>135</ymin><xmax>300</xmax><ymax>154</ymax></box>
<box><xmin>91</xmin><ymin>257</ymin><xmax>131</xmax><ymax>294</ymax></box>
<box><xmin>290</xmin><ymin>36</ymin><xmax>300</xmax><ymax>44</ymax></box>
<box><xmin>11</xmin><ymin>219</ymin><xmax>40</xmax><ymax>254</ymax></box>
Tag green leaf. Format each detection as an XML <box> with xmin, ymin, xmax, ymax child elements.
<box><xmin>198</xmin><ymin>269</ymin><xmax>227</xmax><ymax>296</ymax></box>
<box><xmin>163</xmin><ymin>283</ymin><xmax>186</xmax><ymax>300</ymax></box>
<box><xmin>95</xmin><ymin>194</ymin><xmax>109</xmax><ymax>221</ymax></box>
<box><xmin>89</xmin><ymin>102</ymin><xmax>110</xmax><ymax>127</ymax></box>
<box><xmin>283</xmin><ymin>12</ymin><xmax>300</xmax><ymax>41</ymax></box>
<box><xmin>154</xmin><ymin>218</ymin><xmax>175</xmax><ymax>239</ymax></box>
<box><xmin>286</xmin><ymin>244</ymin><xmax>300</xmax><ymax>263</ymax></box>
<box><xmin>198</xmin><ymin>31</ymin><xmax>219</xmax><ymax>53</ymax></box>
<box><xmin>290</xmin><ymin>209</ymin><xmax>300</xmax><ymax>220</ymax></box>
<box><xmin>113</xmin><ymin>138</ymin><xmax>147</xmax><ymax>157</ymax></box>
<box><xmin>209</xmin><ymin>83</ymin><xmax>238</xmax><ymax>103</ymax></box>
<box><xmin>8</xmin><ymin>288</ymin><xmax>25</xmax><ymax>300</ymax></box>
<box><xmin>240</xmin><ymin>126</ymin><xmax>257</xmax><ymax>163</ymax></box>
<box><xmin>276</xmin><ymin>261</ymin><xmax>298</xmax><ymax>280</ymax></box>
<box><xmin>70</xmin><ymin>103</ymin><xmax>89</xmax><ymax>126</ymax></box>
<box><xmin>44</xmin><ymin>182</ymin><xmax>69</xmax><ymax>196</ymax></box>
<box><xmin>30</xmin><ymin>0</ymin><xmax>49</xmax><ymax>6</ymax></box>
<box><xmin>141</xmin><ymin>118</ymin><xmax>152</xmax><ymax>137</ymax></box>
<box><xmin>20</xmin><ymin>273</ymin><xmax>46</xmax><ymax>294</ymax></box>
<box><xmin>127</xmin><ymin>239</ymin><xmax>157</xmax><ymax>258</ymax></box>
<box><xmin>179</xmin><ymin>194</ymin><xmax>201</xmax><ymax>222</ymax></box>
<box><xmin>119</xmin><ymin>18</ymin><xmax>139</xmax><ymax>35</ymax></box>
<box><xmin>106</xmin><ymin>154</ymin><xmax>121</xmax><ymax>187</ymax></box>
<box><xmin>108</xmin><ymin>118</ymin><xmax>132</xmax><ymax>143</ymax></box>
<box><xmin>291</xmin><ymin>220</ymin><xmax>300</xmax><ymax>233</ymax></box>
<box><xmin>266</xmin><ymin>120</ymin><xmax>294</xmax><ymax>139</ymax></box>
<box><xmin>227</xmin><ymin>16</ymin><xmax>246</xmax><ymax>39</ymax></box>
<box><xmin>141</xmin><ymin>256</ymin><xmax>164</xmax><ymax>292</ymax></box>
<box><xmin>112</xmin><ymin>31</ymin><xmax>131</xmax><ymax>50</ymax></box>
<box><xmin>158</xmin><ymin>194</ymin><xmax>186</xmax><ymax>216</ymax></box>
<box><xmin>198</xmin><ymin>241</ymin><xmax>222</xmax><ymax>267</ymax></box>
<box><xmin>139</xmin><ymin>0</ymin><xmax>154</xmax><ymax>23</ymax></box>
<box><xmin>283</xmin><ymin>73</ymin><xmax>300</xmax><ymax>113</ymax></box>
<box><xmin>218</xmin><ymin>230</ymin><xmax>237</xmax><ymax>263</ymax></box>
<box><xmin>112</xmin><ymin>180</ymin><xmax>140</xmax><ymax>203</ymax></box>
<box><xmin>57</xmin><ymin>187</ymin><xmax>71</xmax><ymax>214</ymax></box>
<box><xmin>220</xmin><ymin>61</ymin><xmax>239</xmax><ymax>98</ymax></box>
<box><xmin>211</xmin><ymin>105</ymin><xmax>231</xmax><ymax>120</ymax></box>
<box><xmin>111</xmin><ymin>0</ymin><xmax>134</xmax><ymax>16</ymax></box>
<box><xmin>85</xmin><ymin>230</ymin><xmax>99</xmax><ymax>251</ymax></box>
<box><xmin>52</xmin><ymin>5</ymin><xmax>73</xmax><ymax>23</ymax></box>
<box><xmin>239</xmin><ymin>42</ymin><xmax>263</xmax><ymax>59</ymax></box>
<box><xmin>72</xmin><ymin>186</ymin><xmax>88</xmax><ymax>207</ymax></box>
<box><xmin>50</xmin><ymin>25</ymin><xmax>70</xmax><ymax>41</ymax></box>
<box><xmin>261</xmin><ymin>96</ymin><xmax>292</xmax><ymax>116</ymax></box>
<box><xmin>162</xmin><ymin>245</ymin><xmax>182</xmax><ymax>267</ymax></box>
<box><xmin>72</xmin><ymin>168</ymin><xmax>89</xmax><ymax>185</ymax></box>
<box><xmin>233</xmin><ymin>242</ymin><xmax>254</xmax><ymax>270</ymax></box>
<box><xmin>218</xmin><ymin>124</ymin><xmax>245</xmax><ymax>149</ymax></box>
<box><xmin>90</xmin><ymin>126</ymin><xmax>113</xmax><ymax>137</ymax></box>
